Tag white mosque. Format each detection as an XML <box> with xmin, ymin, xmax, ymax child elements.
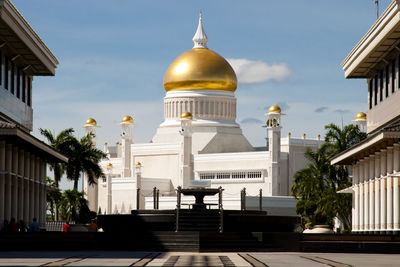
<box><xmin>83</xmin><ymin>13</ymin><xmax>324</xmax><ymax>215</ymax></box>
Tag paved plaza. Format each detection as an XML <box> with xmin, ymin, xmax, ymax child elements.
<box><xmin>0</xmin><ymin>251</ymin><xmax>400</xmax><ymax>266</ymax></box>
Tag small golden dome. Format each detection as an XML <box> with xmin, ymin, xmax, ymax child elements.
<box><xmin>85</xmin><ymin>117</ymin><xmax>97</xmax><ymax>126</ymax></box>
<box><xmin>181</xmin><ymin>111</ymin><xmax>193</xmax><ymax>119</ymax></box>
<box><xmin>136</xmin><ymin>162</ymin><xmax>142</xmax><ymax>167</ymax></box>
<box><xmin>268</xmin><ymin>105</ymin><xmax>281</xmax><ymax>113</ymax></box>
<box><xmin>107</xmin><ymin>163</ymin><xmax>113</xmax><ymax>167</ymax></box>
<box><xmin>122</xmin><ymin>115</ymin><xmax>134</xmax><ymax>123</ymax></box>
<box><xmin>164</xmin><ymin>48</ymin><xmax>237</xmax><ymax>92</ymax></box>
<box><xmin>356</xmin><ymin>112</ymin><xmax>366</xmax><ymax>120</ymax></box>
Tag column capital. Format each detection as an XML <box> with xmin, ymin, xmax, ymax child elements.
<box><xmin>375</xmin><ymin>151</ymin><xmax>381</xmax><ymax>156</ymax></box>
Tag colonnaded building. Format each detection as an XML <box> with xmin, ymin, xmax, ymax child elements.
<box><xmin>84</xmin><ymin>13</ymin><xmax>323</xmax><ymax>215</ymax></box>
<box><xmin>0</xmin><ymin>0</ymin><xmax>67</xmax><ymax>227</ymax></box>
<box><xmin>332</xmin><ymin>0</ymin><xmax>400</xmax><ymax>233</ymax></box>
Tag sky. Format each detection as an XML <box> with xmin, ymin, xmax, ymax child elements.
<box><xmin>10</xmin><ymin>0</ymin><xmax>392</xmax><ymax>189</ymax></box>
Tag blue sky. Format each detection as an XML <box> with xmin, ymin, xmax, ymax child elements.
<box><xmin>11</xmin><ymin>0</ymin><xmax>392</xmax><ymax>185</ymax></box>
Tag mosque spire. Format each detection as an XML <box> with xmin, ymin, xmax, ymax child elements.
<box><xmin>192</xmin><ymin>10</ymin><xmax>208</xmax><ymax>48</ymax></box>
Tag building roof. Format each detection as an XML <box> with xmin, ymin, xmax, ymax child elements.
<box><xmin>342</xmin><ymin>1</ymin><xmax>400</xmax><ymax>78</ymax></box>
<box><xmin>331</xmin><ymin>117</ymin><xmax>400</xmax><ymax>165</ymax></box>
<box><xmin>0</xmin><ymin>122</ymin><xmax>68</xmax><ymax>163</ymax></box>
<box><xmin>0</xmin><ymin>0</ymin><xmax>58</xmax><ymax>75</ymax></box>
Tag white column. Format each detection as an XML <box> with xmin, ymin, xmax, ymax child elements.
<box><xmin>369</xmin><ymin>180</ymin><xmax>375</xmax><ymax>231</ymax></box>
<box><xmin>29</xmin><ymin>155</ymin><xmax>35</xmax><ymax>221</ymax></box>
<box><xmin>0</xmin><ymin>141</ymin><xmax>5</xmax><ymax>220</ymax></box>
<box><xmin>394</xmin><ymin>175</ymin><xmax>400</xmax><ymax>231</ymax></box>
<box><xmin>359</xmin><ymin>160</ymin><xmax>365</xmax><ymax>231</ymax></box>
<box><xmin>24</xmin><ymin>152</ymin><xmax>30</xmax><ymax>224</ymax></box>
<box><xmin>354</xmin><ymin>185</ymin><xmax>360</xmax><ymax>231</ymax></box>
<box><xmin>393</xmin><ymin>143</ymin><xmax>400</xmax><ymax>231</ymax></box>
<box><xmin>364</xmin><ymin>158</ymin><xmax>370</xmax><ymax>230</ymax></box>
<box><xmin>374</xmin><ymin>152</ymin><xmax>381</xmax><ymax>230</ymax></box>
<box><xmin>388</xmin><ymin>147</ymin><xmax>394</xmax><ymax>231</ymax></box>
<box><xmin>35</xmin><ymin>158</ymin><xmax>40</xmax><ymax>222</ymax></box>
<box><xmin>18</xmin><ymin>149</ymin><xmax>24</xmax><ymax>221</ymax></box>
<box><xmin>5</xmin><ymin>144</ymin><xmax>12</xmax><ymax>220</ymax></box>
<box><xmin>381</xmin><ymin>176</ymin><xmax>387</xmax><ymax>230</ymax></box>
<box><xmin>11</xmin><ymin>146</ymin><xmax>18</xmax><ymax>220</ymax></box>
<box><xmin>369</xmin><ymin>155</ymin><xmax>375</xmax><ymax>231</ymax></box>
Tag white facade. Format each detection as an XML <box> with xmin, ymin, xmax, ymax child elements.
<box><xmin>332</xmin><ymin>1</ymin><xmax>400</xmax><ymax>233</ymax></box>
<box><xmin>86</xmin><ymin>14</ymin><xmax>322</xmax><ymax>215</ymax></box>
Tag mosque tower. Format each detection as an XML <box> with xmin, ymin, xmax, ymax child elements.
<box><xmin>152</xmin><ymin>12</ymin><xmax>253</xmax><ymax>154</ymax></box>
<box><xmin>265</xmin><ymin>105</ymin><xmax>283</xmax><ymax>196</ymax></box>
<box><xmin>83</xmin><ymin>117</ymin><xmax>99</xmax><ymax>212</ymax></box>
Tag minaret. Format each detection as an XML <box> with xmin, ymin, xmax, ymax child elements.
<box><xmin>179</xmin><ymin>111</ymin><xmax>194</xmax><ymax>188</ymax></box>
<box><xmin>83</xmin><ymin>117</ymin><xmax>99</xmax><ymax>212</ymax></box>
<box><xmin>354</xmin><ymin>112</ymin><xmax>367</xmax><ymax>132</ymax></box>
<box><xmin>265</xmin><ymin>105</ymin><xmax>284</xmax><ymax>196</ymax></box>
<box><xmin>192</xmin><ymin>11</ymin><xmax>208</xmax><ymax>48</ymax></box>
<box><xmin>121</xmin><ymin>115</ymin><xmax>134</xmax><ymax>177</ymax></box>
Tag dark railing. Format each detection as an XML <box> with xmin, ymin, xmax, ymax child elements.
<box><xmin>240</xmin><ymin>187</ymin><xmax>246</xmax><ymax>210</ymax></box>
<box><xmin>136</xmin><ymin>187</ymin><xmax>140</xmax><ymax>210</ymax></box>
<box><xmin>175</xmin><ymin>186</ymin><xmax>181</xmax><ymax>232</ymax></box>
<box><xmin>259</xmin><ymin>188</ymin><xmax>263</xmax><ymax>211</ymax></box>
<box><xmin>218</xmin><ymin>186</ymin><xmax>224</xmax><ymax>233</ymax></box>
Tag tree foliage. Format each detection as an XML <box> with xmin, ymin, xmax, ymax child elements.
<box><xmin>291</xmin><ymin>123</ymin><xmax>367</xmax><ymax>230</ymax></box>
<box><xmin>39</xmin><ymin>128</ymin><xmax>74</xmax><ymax>187</ymax></box>
<box><xmin>63</xmin><ymin>132</ymin><xmax>107</xmax><ymax>190</ymax></box>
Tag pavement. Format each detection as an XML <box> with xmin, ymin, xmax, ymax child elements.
<box><xmin>0</xmin><ymin>251</ymin><xmax>400</xmax><ymax>266</ymax></box>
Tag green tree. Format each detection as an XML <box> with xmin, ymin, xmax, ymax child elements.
<box><xmin>39</xmin><ymin>128</ymin><xmax>74</xmax><ymax>188</ymax></box>
<box><xmin>291</xmin><ymin>146</ymin><xmax>337</xmax><ymax>225</ymax></box>
<box><xmin>59</xmin><ymin>189</ymin><xmax>92</xmax><ymax>222</ymax></box>
<box><xmin>292</xmin><ymin>123</ymin><xmax>367</xmax><ymax>231</ymax></box>
<box><xmin>46</xmin><ymin>177</ymin><xmax>62</xmax><ymax>221</ymax></box>
<box><xmin>64</xmin><ymin>132</ymin><xmax>107</xmax><ymax>190</ymax></box>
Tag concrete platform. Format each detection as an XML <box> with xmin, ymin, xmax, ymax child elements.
<box><xmin>1</xmin><ymin>251</ymin><xmax>400</xmax><ymax>266</ymax></box>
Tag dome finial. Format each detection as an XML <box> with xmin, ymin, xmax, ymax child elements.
<box><xmin>192</xmin><ymin>10</ymin><xmax>208</xmax><ymax>48</ymax></box>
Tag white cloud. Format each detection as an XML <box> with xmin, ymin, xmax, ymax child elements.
<box><xmin>227</xmin><ymin>58</ymin><xmax>291</xmax><ymax>84</ymax></box>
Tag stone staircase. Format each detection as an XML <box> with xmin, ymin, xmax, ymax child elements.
<box><xmin>176</xmin><ymin>209</ymin><xmax>221</xmax><ymax>232</ymax></box>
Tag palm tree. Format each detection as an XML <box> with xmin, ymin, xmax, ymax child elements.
<box><xmin>64</xmin><ymin>132</ymin><xmax>107</xmax><ymax>190</ymax></box>
<box><xmin>291</xmin><ymin>146</ymin><xmax>337</xmax><ymax>225</ymax></box>
<box><xmin>39</xmin><ymin>128</ymin><xmax>74</xmax><ymax>188</ymax></box>
<box><xmin>323</xmin><ymin>123</ymin><xmax>367</xmax><ymax>230</ymax></box>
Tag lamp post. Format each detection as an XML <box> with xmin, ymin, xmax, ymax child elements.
<box><xmin>106</xmin><ymin>163</ymin><xmax>113</xmax><ymax>214</ymax></box>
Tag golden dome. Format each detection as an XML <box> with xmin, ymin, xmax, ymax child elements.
<box><xmin>163</xmin><ymin>48</ymin><xmax>237</xmax><ymax>92</ymax></box>
<box><xmin>85</xmin><ymin>117</ymin><xmax>97</xmax><ymax>126</ymax></box>
<box><xmin>356</xmin><ymin>112</ymin><xmax>366</xmax><ymax>120</ymax></box>
<box><xmin>181</xmin><ymin>111</ymin><xmax>193</xmax><ymax>119</ymax></box>
<box><xmin>107</xmin><ymin>163</ymin><xmax>113</xmax><ymax>167</ymax></box>
<box><xmin>122</xmin><ymin>115</ymin><xmax>134</xmax><ymax>123</ymax></box>
<box><xmin>136</xmin><ymin>162</ymin><xmax>142</xmax><ymax>167</ymax></box>
<box><xmin>268</xmin><ymin>105</ymin><xmax>281</xmax><ymax>113</ymax></box>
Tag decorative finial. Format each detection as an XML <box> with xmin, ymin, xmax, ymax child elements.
<box><xmin>192</xmin><ymin>10</ymin><xmax>208</xmax><ymax>48</ymax></box>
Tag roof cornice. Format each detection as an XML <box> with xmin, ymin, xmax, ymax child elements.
<box><xmin>342</xmin><ymin>0</ymin><xmax>400</xmax><ymax>78</ymax></box>
<box><xmin>0</xmin><ymin>0</ymin><xmax>58</xmax><ymax>75</ymax></box>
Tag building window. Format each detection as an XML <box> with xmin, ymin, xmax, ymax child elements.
<box><xmin>392</xmin><ymin>60</ymin><xmax>396</xmax><ymax>93</ymax></box>
<box><xmin>22</xmin><ymin>72</ymin><xmax>26</xmax><ymax>103</ymax></box>
<box><xmin>380</xmin><ymin>71</ymin><xmax>383</xmax><ymax>102</ymax></box>
<box><xmin>16</xmin><ymin>68</ymin><xmax>20</xmax><ymax>99</ymax></box>
<box><xmin>374</xmin><ymin>75</ymin><xmax>378</xmax><ymax>106</ymax></box>
<box><xmin>386</xmin><ymin>65</ymin><xmax>389</xmax><ymax>98</ymax></box>
<box><xmin>4</xmin><ymin>57</ymin><xmax>8</xmax><ymax>90</ymax></box>
<box><xmin>27</xmin><ymin>76</ymin><xmax>31</xmax><ymax>106</ymax></box>
<box><xmin>0</xmin><ymin>50</ymin><xmax>2</xmax><ymax>86</ymax></box>
<box><xmin>199</xmin><ymin>171</ymin><xmax>262</xmax><ymax>180</ymax></box>
<box><xmin>369</xmin><ymin>79</ymin><xmax>373</xmax><ymax>110</ymax></box>
<box><xmin>10</xmin><ymin>61</ymin><xmax>14</xmax><ymax>95</ymax></box>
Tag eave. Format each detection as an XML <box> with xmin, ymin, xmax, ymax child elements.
<box><xmin>0</xmin><ymin>126</ymin><xmax>68</xmax><ymax>163</ymax></box>
<box><xmin>342</xmin><ymin>0</ymin><xmax>400</xmax><ymax>79</ymax></box>
<box><xmin>0</xmin><ymin>0</ymin><xmax>58</xmax><ymax>76</ymax></box>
